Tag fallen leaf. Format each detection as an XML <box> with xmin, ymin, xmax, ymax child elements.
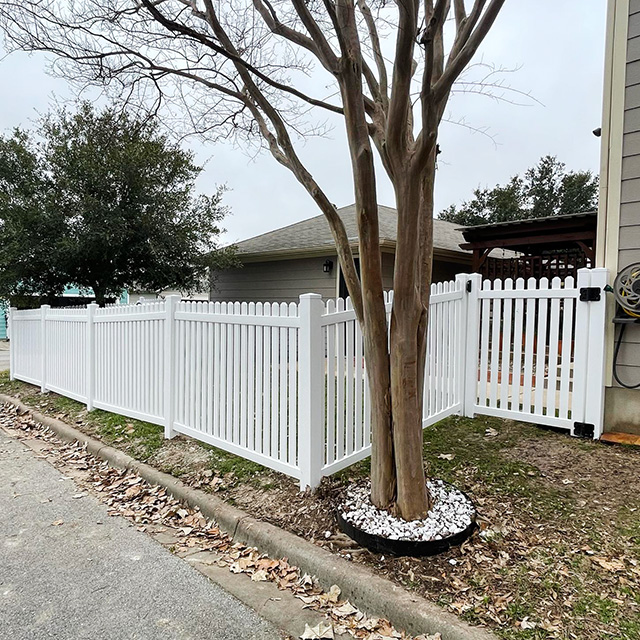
<box><xmin>592</xmin><ymin>556</ymin><xmax>625</xmax><ymax>572</ymax></box>
<box><xmin>300</xmin><ymin>622</ymin><xmax>334</xmax><ymax>639</ymax></box>
<box><xmin>51</xmin><ymin>519</ymin><xmax>64</xmax><ymax>526</ymax></box>
<box><xmin>519</xmin><ymin>617</ymin><xmax>536</xmax><ymax>630</ymax></box>
<box><xmin>332</xmin><ymin>601</ymin><xmax>358</xmax><ymax>617</ymax></box>
<box><xmin>438</xmin><ymin>453</ymin><xmax>455</xmax><ymax>461</ymax></box>
<box><xmin>485</xmin><ymin>428</ymin><xmax>498</xmax><ymax>437</ymax></box>
<box><xmin>251</xmin><ymin>569</ymin><xmax>268</xmax><ymax>582</ymax></box>
<box><xmin>326</xmin><ymin>584</ymin><xmax>341</xmax><ymax>603</ymax></box>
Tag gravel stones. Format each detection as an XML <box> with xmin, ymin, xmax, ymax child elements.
<box><xmin>340</xmin><ymin>480</ymin><xmax>475</xmax><ymax>542</ymax></box>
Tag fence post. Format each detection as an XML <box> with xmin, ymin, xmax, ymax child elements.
<box><xmin>40</xmin><ymin>304</ymin><xmax>50</xmax><ymax>393</ymax></box>
<box><xmin>8</xmin><ymin>307</ymin><xmax>16</xmax><ymax>381</ymax></box>
<box><xmin>298</xmin><ymin>293</ymin><xmax>325</xmax><ymax>490</ymax></box>
<box><xmin>572</xmin><ymin>269</ymin><xmax>591</xmax><ymax>433</ymax></box>
<box><xmin>163</xmin><ymin>295</ymin><xmax>180</xmax><ymax>439</ymax></box>
<box><xmin>85</xmin><ymin>303</ymin><xmax>98</xmax><ymax>411</ymax></box>
<box><xmin>583</xmin><ymin>268</ymin><xmax>608</xmax><ymax>439</ymax></box>
<box><xmin>462</xmin><ymin>273</ymin><xmax>482</xmax><ymax>418</ymax></box>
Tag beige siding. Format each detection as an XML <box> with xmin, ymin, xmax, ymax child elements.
<box><xmin>615</xmin><ymin>1</ymin><xmax>640</xmax><ymax>386</ymax></box>
<box><xmin>210</xmin><ymin>252</ymin><xmax>470</xmax><ymax>305</ymax></box>
<box><xmin>378</xmin><ymin>253</ymin><xmax>467</xmax><ymax>290</ymax></box>
<box><xmin>210</xmin><ymin>256</ymin><xmax>338</xmax><ymax>303</ymax></box>
<box><xmin>620</xmin><ymin>202</ymin><xmax>639</xmax><ymax>226</ymax></box>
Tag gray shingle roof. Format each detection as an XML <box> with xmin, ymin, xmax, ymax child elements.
<box><xmin>234</xmin><ymin>204</ymin><xmax>469</xmax><ymax>258</ymax></box>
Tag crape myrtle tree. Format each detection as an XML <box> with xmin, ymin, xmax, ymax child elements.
<box><xmin>0</xmin><ymin>0</ymin><xmax>506</xmax><ymax>519</ymax></box>
<box><xmin>0</xmin><ymin>104</ymin><xmax>235</xmax><ymax>306</ymax></box>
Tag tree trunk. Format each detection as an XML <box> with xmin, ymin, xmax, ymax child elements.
<box><xmin>388</xmin><ymin>177</ymin><xmax>432</xmax><ymax>521</ymax></box>
<box><xmin>92</xmin><ymin>285</ymin><xmax>107</xmax><ymax>307</ymax></box>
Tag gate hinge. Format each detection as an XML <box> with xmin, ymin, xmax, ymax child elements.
<box><xmin>573</xmin><ymin>422</ymin><xmax>595</xmax><ymax>438</ymax></box>
<box><xmin>579</xmin><ymin>287</ymin><xmax>601</xmax><ymax>302</ymax></box>
<box><xmin>466</xmin><ymin>281</ymin><xmax>472</xmax><ymax>293</ymax></box>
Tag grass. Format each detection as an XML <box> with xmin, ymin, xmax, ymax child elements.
<box><xmin>0</xmin><ymin>371</ymin><xmax>265</xmax><ymax>483</ymax></box>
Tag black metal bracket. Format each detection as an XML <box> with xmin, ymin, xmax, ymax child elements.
<box><xmin>579</xmin><ymin>287</ymin><xmax>601</xmax><ymax>302</ymax></box>
<box><xmin>573</xmin><ymin>422</ymin><xmax>595</xmax><ymax>438</ymax></box>
<box><xmin>466</xmin><ymin>281</ymin><xmax>472</xmax><ymax>293</ymax></box>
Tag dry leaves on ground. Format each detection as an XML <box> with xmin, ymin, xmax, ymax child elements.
<box><xmin>0</xmin><ymin>404</ymin><xmax>433</xmax><ymax>640</ymax></box>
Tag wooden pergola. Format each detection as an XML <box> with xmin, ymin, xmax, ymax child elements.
<box><xmin>458</xmin><ymin>211</ymin><xmax>597</xmax><ymax>281</ymax></box>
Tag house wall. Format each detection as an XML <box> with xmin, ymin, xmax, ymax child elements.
<box><xmin>599</xmin><ymin>0</ymin><xmax>640</xmax><ymax>432</ymax></box>
<box><xmin>379</xmin><ymin>253</ymin><xmax>469</xmax><ymax>289</ymax></box>
<box><xmin>210</xmin><ymin>255</ymin><xmax>339</xmax><ymax>303</ymax></box>
<box><xmin>616</xmin><ymin>0</ymin><xmax>640</xmax><ymax>389</ymax></box>
<box><xmin>211</xmin><ymin>252</ymin><xmax>470</xmax><ymax>304</ymax></box>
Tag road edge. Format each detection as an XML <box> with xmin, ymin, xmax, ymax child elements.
<box><xmin>0</xmin><ymin>392</ymin><xmax>495</xmax><ymax>640</ymax></box>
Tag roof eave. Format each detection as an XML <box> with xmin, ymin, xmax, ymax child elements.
<box><xmin>227</xmin><ymin>242</ymin><xmax>470</xmax><ymax>265</ymax></box>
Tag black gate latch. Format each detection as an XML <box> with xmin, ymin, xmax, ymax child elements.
<box><xmin>579</xmin><ymin>287</ymin><xmax>601</xmax><ymax>302</ymax></box>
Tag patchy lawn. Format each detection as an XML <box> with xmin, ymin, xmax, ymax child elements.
<box><xmin>2</xmin><ymin>371</ymin><xmax>640</xmax><ymax>639</ymax></box>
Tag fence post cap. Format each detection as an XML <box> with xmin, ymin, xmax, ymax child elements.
<box><xmin>299</xmin><ymin>292</ymin><xmax>322</xmax><ymax>300</ymax></box>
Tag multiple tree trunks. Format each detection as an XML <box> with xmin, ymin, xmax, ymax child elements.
<box><xmin>0</xmin><ymin>0</ymin><xmax>507</xmax><ymax>520</ymax></box>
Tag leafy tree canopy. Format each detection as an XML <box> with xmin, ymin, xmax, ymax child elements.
<box><xmin>0</xmin><ymin>102</ymin><xmax>235</xmax><ymax>305</ymax></box>
<box><xmin>438</xmin><ymin>155</ymin><xmax>599</xmax><ymax>227</ymax></box>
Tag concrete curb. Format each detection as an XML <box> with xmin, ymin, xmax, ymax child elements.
<box><xmin>0</xmin><ymin>392</ymin><xmax>495</xmax><ymax>640</ymax></box>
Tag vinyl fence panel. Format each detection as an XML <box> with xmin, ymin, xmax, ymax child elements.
<box><xmin>9</xmin><ymin>268</ymin><xmax>608</xmax><ymax>490</ymax></box>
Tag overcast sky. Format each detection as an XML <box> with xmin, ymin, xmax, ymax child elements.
<box><xmin>0</xmin><ymin>1</ymin><xmax>607</xmax><ymax>244</ymax></box>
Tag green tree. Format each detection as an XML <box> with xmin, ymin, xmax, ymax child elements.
<box><xmin>439</xmin><ymin>156</ymin><xmax>598</xmax><ymax>226</ymax></box>
<box><xmin>0</xmin><ymin>104</ymin><xmax>235</xmax><ymax>305</ymax></box>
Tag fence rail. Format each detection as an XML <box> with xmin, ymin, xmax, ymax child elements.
<box><xmin>9</xmin><ymin>269</ymin><xmax>608</xmax><ymax>488</ymax></box>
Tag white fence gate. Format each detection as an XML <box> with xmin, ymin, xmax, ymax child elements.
<box><xmin>8</xmin><ymin>269</ymin><xmax>608</xmax><ymax>488</ymax></box>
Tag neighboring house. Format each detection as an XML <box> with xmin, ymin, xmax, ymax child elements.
<box><xmin>0</xmin><ymin>302</ymin><xmax>7</xmax><ymax>340</ymax></box>
<box><xmin>598</xmin><ymin>0</ymin><xmax>640</xmax><ymax>433</ymax></box>
<box><xmin>210</xmin><ymin>204</ymin><xmax>472</xmax><ymax>303</ymax></box>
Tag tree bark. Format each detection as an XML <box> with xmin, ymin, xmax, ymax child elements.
<box><xmin>334</xmin><ymin>0</ymin><xmax>395</xmax><ymax>509</ymax></box>
<box><xmin>389</xmin><ymin>176</ymin><xmax>431</xmax><ymax>520</ymax></box>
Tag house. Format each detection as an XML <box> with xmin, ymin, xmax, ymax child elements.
<box><xmin>0</xmin><ymin>302</ymin><xmax>7</xmax><ymax>340</ymax></box>
<box><xmin>597</xmin><ymin>0</ymin><xmax>640</xmax><ymax>434</ymax></box>
<box><xmin>210</xmin><ymin>204</ymin><xmax>472</xmax><ymax>303</ymax></box>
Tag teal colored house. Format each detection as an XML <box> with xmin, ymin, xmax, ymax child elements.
<box><xmin>0</xmin><ymin>288</ymin><xmax>129</xmax><ymax>341</ymax></box>
<box><xmin>0</xmin><ymin>303</ymin><xmax>6</xmax><ymax>340</ymax></box>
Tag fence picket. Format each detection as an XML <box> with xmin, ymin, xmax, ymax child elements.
<box><xmin>559</xmin><ymin>277</ymin><xmax>575</xmax><ymax>420</ymax></box>
<box><xmin>479</xmin><ymin>281</ymin><xmax>491</xmax><ymax>408</ymax></box>
<box><xmin>489</xmin><ymin>279</ymin><xmax>502</xmax><ymax>408</ymax></box>
<box><xmin>511</xmin><ymin>279</ymin><xmax>525</xmax><ymax>412</ymax></box>
<box><xmin>546</xmin><ymin>278</ymin><xmax>562</xmax><ymax>417</ymax></box>
<box><xmin>522</xmin><ymin>279</ymin><xmax>537</xmax><ymax>414</ymax></box>
<box><xmin>534</xmin><ymin>278</ymin><xmax>549</xmax><ymax>415</ymax></box>
<box><xmin>500</xmin><ymin>279</ymin><xmax>513</xmax><ymax>411</ymax></box>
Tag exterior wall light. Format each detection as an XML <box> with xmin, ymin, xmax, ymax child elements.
<box><xmin>323</xmin><ymin>259</ymin><xmax>334</xmax><ymax>273</ymax></box>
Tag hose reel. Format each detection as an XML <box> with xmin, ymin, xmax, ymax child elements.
<box><xmin>611</xmin><ymin>262</ymin><xmax>640</xmax><ymax>388</ymax></box>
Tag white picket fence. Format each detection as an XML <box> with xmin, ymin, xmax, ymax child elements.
<box><xmin>8</xmin><ymin>269</ymin><xmax>608</xmax><ymax>488</ymax></box>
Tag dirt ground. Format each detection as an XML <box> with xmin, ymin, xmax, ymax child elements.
<box><xmin>2</xmin><ymin>373</ymin><xmax>640</xmax><ymax>640</ymax></box>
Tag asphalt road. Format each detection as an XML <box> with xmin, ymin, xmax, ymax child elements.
<box><xmin>0</xmin><ymin>429</ymin><xmax>283</xmax><ymax>640</ymax></box>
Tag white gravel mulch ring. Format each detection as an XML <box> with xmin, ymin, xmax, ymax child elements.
<box><xmin>339</xmin><ymin>479</ymin><xmax>476</xmax><ymax>543</ymax></box>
